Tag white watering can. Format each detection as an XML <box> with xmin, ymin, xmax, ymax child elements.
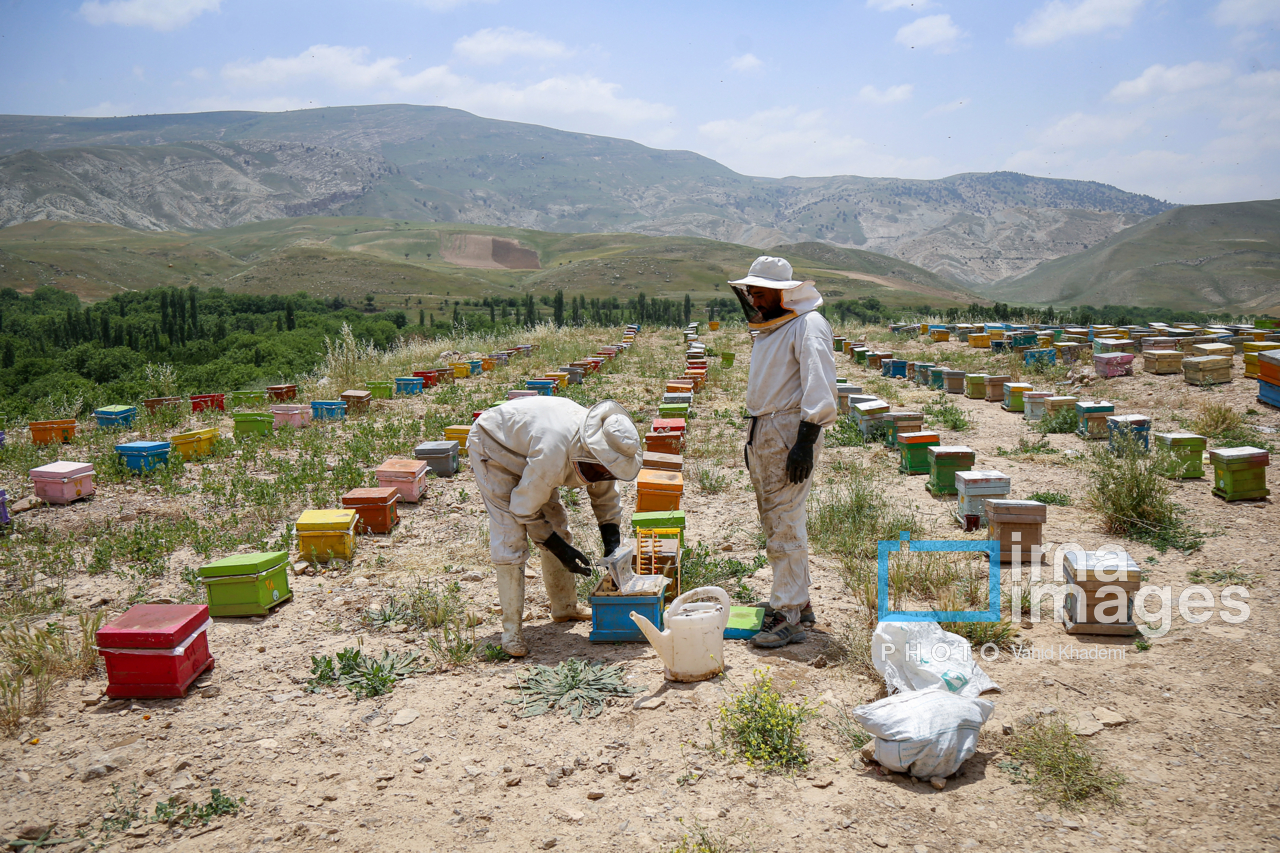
<box><xmin>630</xmin><ymin>586</ymin><xmax>731</xmax><ymax>683</ymax></box>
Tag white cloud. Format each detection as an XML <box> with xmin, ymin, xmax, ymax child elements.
<box><xmin>1213</xmin><ymin>0</ymin><xmax>1280</xmax><ymax>27</ymax></box>
<box><xmin>729</xmin><ymin>53</ymin><xmax>763</xmax><ymax>72</ymax></box>
<box><xmin>74</xmin><ymin>101</ymin><xmax>133</xmax><ymax>117</ymax></box>
<box><xmin>697</xmin><ymin>107</ymin><xmax>941</xmax><ymax>178</ymax></box>
<box><xmin>924</xmin><ymin>98</ymin><xmax>969</xmax><ymax>117</ymax></box>
<box><xmin>895</xmin><ymin>14</ymin><xmax>964</xmax><ymax>53</ymax></box>
<box><xmin>217</xmin><ymin>45</ymin><xmax>675</xmax><ymax>133</ymax></box>
<box><xmin>188</xmin><ymin>95</ymin><xmax>316</xmax><ymax>113</ymax></box>
<box><xmin>1109</xmin><ymin>62</ymin><xmax>1234</xmax><ymax>101</ymax></box>
<box><xmin>866</xmin><ymin>0</ymin><xmax>931</xmax><ymax>10</ymax></box>
<box><xmin>79</xmin><ymin>0</ymin><xmax>219</xmax><ymax>31</ymax></box>
<box><xmin>453</xmin><ymin>27</ymin><xmax>572</xmax><ymax>65</ymax></box>
<box><xmin>190</xmin><ymin>67</ymin><xmax>209</xmax><ymax>80</ymax></box>
<box><xmin>1012</xmin><ymin>0</ymin><xmax>1144</xmax><ymax>47</ymax></box>
<box><xmin>858</xmin><ymin>83</ymin><xmax>914</xmax><ymax>104</ymax></box>
<box><xmin>1036</xmin><ymin>111</ymin><xmax>1146</xmax><ymax>146</ymax></box>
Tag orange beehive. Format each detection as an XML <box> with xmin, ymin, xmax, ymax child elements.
<box><xmin>645</xmin><ymin>432</ymin><xmax>683</xmax><ymax>455</ymax></box>
<box><xmin>636</xmin><ymin>470</ymin><xmax>683</xmax><ymax>513</ymax></box>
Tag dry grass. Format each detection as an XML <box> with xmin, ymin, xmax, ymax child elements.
<box><xmin>0</xmin><ymin>611</ymin><xmax>105</xmax><ymax>735</ymax></box>
<box><xmin>1190</xmin><ymin>400</ymin><xmax>1244</xmax><ymax>438</ymax></box>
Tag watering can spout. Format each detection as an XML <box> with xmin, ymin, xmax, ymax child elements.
<box><xmin>629</xmin><ymin>611</ymin><xmax>673</xmax><ymax>663</ymax></box>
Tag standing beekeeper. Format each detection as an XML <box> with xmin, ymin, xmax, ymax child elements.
<box><xmin>468</xmin><ymin>396</ymin><xmax>643</xmax><ymax>657</ymax></box>
<box><xmin>731</xmin><ymin>256</ymin><xmax>838</xmax><ymax>648</ymax></box>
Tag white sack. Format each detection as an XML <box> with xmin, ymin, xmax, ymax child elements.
<box><xmin>852</xmin><ymin>688</ymin><xmax>995</xmax><ymax>779</ymax></box>
<box><xmin>872</xmin><ymin>621</ymin><xmax>1000</xmax><ymax>699</ymax></box>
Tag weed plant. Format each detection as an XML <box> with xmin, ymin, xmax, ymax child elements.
<box><xmin>923</xmin><ymin>393</ymin><xmax>971</xmax><ymax>431</ymax></box>
<box><xmin>1036</xmin><ymin>407</ymin><xmax>1078</xmax><ymax>435</ymax></box>
<box><xmin>505</xmin><ymin>659</ymin><xmax>643</xmax><ymax>720</ymax></box>
<box><xmin>829</xmin><ymin>701</ymin><xmax>873</xmax><ymax>752</ymax></box>
<box><xmin>1085</xmin><ymin>436</ymin><xmax>1202</xmax><ymax>552</ymax></box>
<box><xmin>305</xmin><ymin>646</ymin><xmax>425</xmax><ymax>699</ymax></box>
<box><xmin>716</xmin><ymin>670</ymin><xmax>816</xmax><ymax>771</ymax></box>
<box><xmin>1027</xmin><ymin>491</ymin><xmax>1071</xmax><ymax>506</ymax></box>
<box><xmin>1010</xmin><ymin>718</ymin><xmax>1124</xmax><ymax>806</ymax></box>
<box><xmin>679</xmin><ymin>544</ymin><xmax>766</xmax><ymax>603</ymax></box>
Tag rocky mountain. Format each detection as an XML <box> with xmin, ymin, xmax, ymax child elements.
<box><xmin>979</xmin><ymin>200</ymin><xmax>1280</xmax><ymax>313</ymax></box>
<box><xmin>0</xmin><ymin>104</ymin><xmax>1174</xmax><ymax>284</ymax></box>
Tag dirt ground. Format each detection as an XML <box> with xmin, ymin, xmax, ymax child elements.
<box><xmin>2</xmin><ymin>325</ymin><xmax>1279</xmax><ymax>853</ymax></box>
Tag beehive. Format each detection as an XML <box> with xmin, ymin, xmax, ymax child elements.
<box><xmin>94</xmin><ymin>405</ymin><xmax>137</xmax><ymax>429</ymax></box>
<box><xmin>526</xmin><ymin>379</ymin><xmax>557</xmax><ymax>395</ymax></box>
<box><xmin>310</xmin><ymin>401</ymin><xmax>347</xmax><ymax>422</ymax></box>
<box><xmin>1152</xmin><ymin>432</ymin><xmax>1206</xmax><ymax>478</ymax></box>
<box><xmin>199</xmin><ymin>551</ymin><xmax>293</xmax><ymax>616</ymax></box>
<box><xmin>964</xmin><ymin>374</ymin><xmax>988</xmax><ymax>399</ymax></box>
<box><xmin>170</xmin><ymin>427</ymin><xmax>219</xmax><ymax>461</ymax></box>
<box><xmin>1024</xmin><ymin>348</ymin><xmax>1056</xmax><ymax>368</ymax></box>
<box><xmin>630</xmin><ymin>510</ymin><xmax>686</xmax><ymax>550</ymax></box>
<box><xmin>854</xmin><ymin>400</ymin><xmax>891</xmax><ymax>441</ymax></box>
<box><xmin>1001</xmin><ymin>383</ymin><xmax>1034</xmax><ymax>413</ymax></box>
<box><xmin>367</xmin><ymin>380</ymin><xmax>394</xmax><ymax>399</ymax></box>
<box><xmin>340</xmin><ymin>390</ymin><xmax>372</xmax><ymax>413</ymax></box>
<box><xmin>342</xmin><ymin>487</ymin><xmax>401</xmax><ymax>534</ymax></box>
<box><xmin>1142</xmin><ymin>350</ymin><xmax>1184</xmax><ymax>374</ymax></box>
<box><xmin>1183</xmin><ymin>355</ymin><xmax>1232</xmax><ymax>386</ymax></box>
<box><xmin>1054</xmin><ymin>342</ymin><xmax>1088</xmax><ymax>364</ymax></box>
<box><xmin>270</xmin><ymin>404</ymin><xmax>311</xmax><ymax>429</ymax></box>
<box><xmin>954</xmin><ymin>470</ymin><xmax>1010</xmax><ymax>529</ymax></box>
<box><xmin>984</xmin><ymin>375</ymin><xmax>1013</xmax><ymax>403</ymax></box>
<box><xmin>190</xmin><ymin>393</ymin><xmax>225</xmax><ymax>413</ymax></box>
<box><xmin>645</xmin><ymin>432</ymin><xmax>683</xmax><ymax>455</ymax></box>
<box><xmin>1261</xmin><ymin>376</ymin><xmax>1280</xmax><ymax>409</ymax></box>
<box><xmin>898</xmin><ymin>431</ymin><xmax>940</xmax><ymax>475</ymax></box>
<box><xmin>1074</xmin><ymin>401</ymin><xmax>1114</xmax><ymax>440</ymax></box>
<box><xmin>1093</xmin><ymin>352</ymin><xmax>1135</xmax><ymax>378</ymax></box>
<box><xmin>296</xmin><ymin>509</ymin><xmax>358</xmax><ymax>562</ymax></box>
<box><xmin>395</xmin><ymin>376</ymin><xmax>425</xmax><ymax>395</ymax></box>
<box><xmin>1142</xmin><ymin>337</ymin><xmax>1177</xmax><ymax>351</ymax></box>
<box><xmin>926</xmin><ymin>445</ymin><xmax>975</xmax><ymax>496</ymax></box>
<box><xmin>929</xmin><ymin>368</ymin><xmax>947</xmax><ymax>391</ymax></box>
<box><xmin>884</xmin><ymin>359</ymin><xmax>909</xmax><ymax>378</ymax></box>
<box><xmin>930</xmin><ymin>329</ymin><xmax>950</xmax><ymax>342</ymax></box>
<box><xmin>444</xmin><ymin>426</ymin><xmax>471</xmax><ymax>456</ymax></box>
<box><xmin>266</xmin><ymin>384</ymin><xmax>297</xmax><ymax>401</ymax></box>
<box><xmin>884</xmin><ymin>411</ymin><xmax>924</xmax><ymax>448</ymax></box>
<box><xmin>665</xmin><ymin>381</ymin><xmax>695</xmax><ymax>394</ymax></box>
<box><xmin>29</xmin><ymin>419</ymin><xmax>76</xmax><ymax>446</ymax></box>
<box><xmin>1210</xmin><ymin>447</ymin><xmax>1270</xmax><ymax>501</ymax></box>
<box><xmin>1243</xmin><ymin>342</ymin><xmax>1280</xmax><ymax>379</ymax></box>
<box><xmin>228</xmin><ymin>390</ymin><xmax>268</xmax><ymax>408</ymax></box>
<box><xmin>116</xmin><ymin>441</ymin><xmax>171</xmax><ymax>473</ymax></box>
<box><xmin>1192</xmin><ymin>342</ymin><xmax>1235</xmax><ymax>359</ymax></box>
<box><xmin>1260</xmin><ymin>350</ymin><xmax>1280</xmax><ymax>385</ymax></box>
<box><xmin>232</xmin><ymin>412</ymin><xmax>273</xmax><ymax>438</ymax></box>
<box><xmin>414</xmin><ymin>440</ymin><xmax>460</xmax><ymax>477</ymax></box>
<box><xmin>1106</xmin><ymin>414</ymin><xmax>1151</xmax><ymax>453</ymax></box>
<box><xmin>658</xmin><ymin>403</ymin><xmax>690</xmax><ymax>419</ymax></box>
<box><xmin>636</xmin><ymin>469</ymin><xmax>683</xmax><ymax>512</ymax></box>
<box><xmin>1062</xmin><ymin>549</ymin><xmax>1140</xmax><ymax>636</ymax></box>
<box><xmin>30</xmin><ymin>461</ymin><xmax>94</xmax><ymax>505</ymax></box>
<box><xmin>942</xmin><ymin>369</ymin><xmax>966</xmax><ymax>395</ymax></box>
<box><xmin>914</xmin><ymin>363</ymin><xmax>935</xmax><ymax>386</ymax></box>
<box><xmin>96</xmin><ymin>605</ymin><xmax>215</xmax><ymax>699</ymax></box>
<box><xmin>984</xmin><ymin>499</ymin><xmax>1047</xmax><ymax>565</ymax></box>
<box><xmin>1044</xmin><ymin>395</ymin><xmax>1078</xmax><ymax>417</ymax></box>
<box><xmin>1023</xmin><ymin>391</ymin><xmax>1051</xmax><ymax>421</ymax></box>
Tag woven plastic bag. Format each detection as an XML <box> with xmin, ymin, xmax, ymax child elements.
<box><xmin>871</xmin><ymin>620</ymin><xmax>1000</xmax><ymax>699</ymax></box>
<box><xmin>853</xmin><ymin>688</ymin><xmax>995</xmax><ymax>778</ymax></box>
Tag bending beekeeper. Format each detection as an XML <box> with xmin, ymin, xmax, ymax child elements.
<box><xmin>731</xmin><ymin>256</ymin><xmax>838</xmax><ymax>648</ymax></box>
<box><xmin>468</xmin><ymin>396</ymin><xmax>642</xmax><ymax>657</ymax></box>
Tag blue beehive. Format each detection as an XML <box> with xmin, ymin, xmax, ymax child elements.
<box><xmin>588</xmin><ymin>577</ymin><xmax>668</xmax><ymax>643</ymax></box>
<box><xmin>1025</xmin><ymin>348</ymin><xmax>1056</xmax><ymax>367</ymax></box>
<box><xmin>116</xmin><ymin>441</ymin><xmax>171</xmax><ymax>472</ymax></box>
<box><xmin>1259</xmin><ymin>378</ymin><xmax>1280</xmax><ymax>409</ymax></box>
<box><xmin>394</xmin><ymin>377</ymin><xmax>424</xmax><ymax>395</ymax></box>
<box><xmin>94</xmin><ymin>405</ymin><xmax>137</xmax><ymax>428</ymax></box>
<box><xmin>310</xmin><ymin>401</ymin><xmax>347</xmax><ymax>421</ymax></box>
<box><xmin>526</xmin><ymin>379</ymin><xmax>556</xmax><ymax>395</ymax></box>
<box><xmin>1107</xmin><ymin>414</ymin><xmax>1151</xmax><ymax>453</ymax></box>
<box><xmin>467</xmin><ymin>360</ymin><xmax>483</xmax><ymax>375</ymax></box>
<box><xmin>887</xmin><ymin>359</ymin><xmax>908</xmax><ymax>378</ymax></box>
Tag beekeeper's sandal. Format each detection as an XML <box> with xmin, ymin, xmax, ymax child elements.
<box><xmin>751</xmin><ymin>613</ymin><xmax>807</xmax><ymax>648</ymax></box>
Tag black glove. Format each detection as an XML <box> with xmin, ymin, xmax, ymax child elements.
<box><xmin>786</xmin><ymin>421</ymin><xmax>822</xmax><ymax>484</ymax></box>
<box><xmin>542</xmin><ymin>532</ymin><xmax>593</xmax><ymax>576</ymax></box>
<box><xmin>599</xmin><ymin>523</ymin><xmax>621</xmax><ymax>557</ymax></box>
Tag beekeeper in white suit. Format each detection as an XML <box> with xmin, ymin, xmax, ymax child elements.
<box><xmin>731</xmin><ymin>256</ymin><xmax>838</xmax><ymax>648</ymax></box>
<box><xmin>468</xmin><ymin>396</ymin><xmax>642</xmax><ymax>657</ymax></box>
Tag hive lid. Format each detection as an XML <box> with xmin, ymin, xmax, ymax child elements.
<box><xmin>1184</xmin><ymin>355</ymin><xmax>1232</xmax><ymax>367</ymax></box>
<box><xmin>1064</xmin><ymin>548</ymin><xmax>1139</xmax><ymax>581</ymax></box>
<box><xmin>1024</xmin><ymin>391</ymin><xmax>1052</xmax><ymax>400</ymax></box>
<box><xmin>955</xmin><ymin>470</ymin><xmax>1010</xmax><ymax>487</ymax></box>
<box><xmin>116</xmin><ymin>441</ymin><xmax>170</xmax><ymax>454</ymax></box>
<box><xmin>341</xmin><ymin>389</ymin><xmax>372</xmax><ymax>398</ymax></box>
<box><xmin>630</xmin><ymin>509</ymin><xmax>686</xmax><ymax>528</ymax></box>
<box><xmin>854</xmin><ymin>401</ymin><xmax>890</xmax><ymax>415</ymax></box>
<box><xmin>172</xmin><ymin>427</ymin><xmax>219</xmax><ymax>441</ymax></box>
<box><xmin>233</xmin><ymin>412</ymin><xmax>273</xmax><ymax>421</ymax></box>
<box><xmin>1094</xmin><ymin>352</ymin><xmax>1134</xmax><ymax>362</ymax></box>
<box><xmin>342</xmin><ymin>487</ymin><xmax>400</xmax><ymax>506</ymax></box>
<box><xmin>1107</xmin><ymin>414</ymin><xmax>1151</xmax><ymax>426</ymax></box>
<box><xmin>96</xmin><ymin>604</ymin><xmax>209</xmax><ymax>649</ymax></box>
<box><xmin>1259</xmin><ymin>350</ymin><xmax>1280</xmax><ymax>367</ymax></box>
<box><xmin>984</xmin><ymin>375</ymin><xmax>1013</xmax><ymax>383</ymax></box>
<box><xmin>636</xmin><ymin>470</ymin><xmax>683</xmax><ymax>491</ymax></box>
<box><xmin>269</xmin><ymin>404</ymin><xmax>308</xmax><ymax>414</ymax></box>
<box><xmin>1209</xmin><ymin>446</ymin><xmax>1269</xmax><ymax>465</ymax></box>
<box><xmin>928</xmin><ymin>445</ymin><xmax>976</xmax><ymax>458</ymax></box>
<box><xmin>414</xmin><ymin>440</ymin><xmax>459</xmax><ymax>458</ymax></box>
<box><xmin>983</xmin><ymin>499</ymin><xmax>1048</xmax><ymax>521</ymax></box>
<box><xmin>95</xmin><ymin>405</ymin><xmax>135</xmax><ymax>415</ymax></box>
<box><xmin>652</xmin><ymin>418</ymin><xmax>687</xmax><ymax>432</ymax></box>
<box><xmin>886</xmin><ymin>411</ymin><xmax>923</xmax><ymax>421</ymax></box>
<box><xmin>376</xmin><ymin>458</ymin><xmax>431</xmax><ymax>477</ymax></box>
<box><xmin>1152</xmin><ymin>431</ymin><xmax>1205</xmax><ymax>445</ymax></box>
<box><xmin>897</xmin><ymin>431</ymin><xmax>940</xmax><ymax>444</ymax></box>
<box><xmin>199</xmin><ymin>551</ymin><xmax>289</xmax><ymax>578</ymax></box>
<box><xmin>1144</xmin><ymin>349</ymin><xmax>1182</xmax><ymax>356</ymax></box>
<box><xmin>1003</xmin><ymin>383</ymin><xmax>1035</xmax><ymax>392</ymax></box>
<box><xmin>642</xmin><ymin>451</ymin><xmax>683</xmax><ymax>468</ymax></box>
<box><xmin>30</xmin><ymin>460</ymin><xmax>94</xmax><ymax>479</ymax></box>
<box><xmin>296</xmin><ymin>509</ymin><xmax>358</xmax><ymax>531</ymax></box>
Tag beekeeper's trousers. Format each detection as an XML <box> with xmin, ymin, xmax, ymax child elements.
<box><xmin>746</xmin><ymin>409</ymin><xmax>823</xmax><ymax>625</ymax></box>
<box><xmin>469</xmin><ymin>433</ymin><xmax>582</xmax><ymax>628</ymax></box>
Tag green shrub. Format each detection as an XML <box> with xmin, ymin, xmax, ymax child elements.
<box><xmin>717</xmin><ymin>670</ymin><xmax>816</xmax><ymax>771</ymax></box>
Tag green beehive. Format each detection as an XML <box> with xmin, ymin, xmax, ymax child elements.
<box><xmin>232</xmin><ymin>412</ymin><xmax>273</xmax><ymax>438</ymax></box>
<box><xmin>198</xmin><ymin>551</ymin><xmax>292</xmax><ymax>616</ymax></box>
<box><xmin>926</xmin><ymin>445</ymin><xmax>976</xmax><ymax>496</ymax></box>
<box><xmin>1152</xmin><ymin>432</ymin><xmax>1206</xmax><ymax>478</ymax></box>
<box><xmin>898</xmin><ymin>431</ymin><xmax>940</xmax><ymax>475</ymax></box>
<box><xmin>884</xmin><ymin>412</ymin><xmax>924</xmax><ymax>448</ymax></box>
<box><xmin>1001</xmin><ymin>383</ymin><xmax>1034</xmax><ymax>413</ymax></box>
<box><xmin>1210</xmin><ymin>447</ymin><xmax>1270</xmax><ymax>501</ymax></box>
<box><xmin>368</xmin><ymin>380</ymin><xmax>394</xmax><ymax>399</ymax></box>
<box><xmin>657</xmin><ymin>403</ymin><xmax>690</xmax><ymax>418</ymax></box>
<box><xmin>630</xmin><ymin>510</ymin><xmax>686</xmax><ymax>549</ymax></box>
<box><xmin>1074</xmin><ymin>401</ymin><xmax>1114</xmax><ymax>440</ymax></box>
<box><xmin>228</xmin><ymin>390</ymin><xmax>267</xmax><ymax>408</ymax></box>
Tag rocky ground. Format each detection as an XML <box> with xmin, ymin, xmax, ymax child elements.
<box><xmin>1</xmin><ymin>325</ymin><xmax>1278</xmax><ymax>853</ymax></box>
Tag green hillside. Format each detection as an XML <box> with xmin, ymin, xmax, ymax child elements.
<box><xmin>0</xmin><ymin>217</ymin><xmax>984</xmax><ymax>311</ymax></box>
<box><xmin>981</xmin><ymin>200</ymin><xmax>1280</xmax><ymax>312</ymax></box>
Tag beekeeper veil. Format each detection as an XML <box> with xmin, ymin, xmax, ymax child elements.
<box><xmin>730</xmin><ymin>256</ymin><xmax>824</xmax><ymax>331</ymax></box>
<box><xmin>575</xmin><ymin>400</ymin><xmax>642</xmax><ymax>482</ymax></box>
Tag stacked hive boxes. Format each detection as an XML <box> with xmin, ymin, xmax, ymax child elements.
<box><xmin>1063</xmin><ymin>549</ymin><xmax>1139</xmax><ymax>636</ymax></box>
<box><xmin>926</xmin><ymin>446</ymin><xmax>975</xmax><ymax>496</ymax></box>
<box><xmin>985</xmin><ymin>500</ymin><xmax>1047</xmax><ymax>566</ymax></box>
<box><xmin>1258</xmin><ymin>351</ymin><xmax>1280</xmax><ymax>409</ymax></box>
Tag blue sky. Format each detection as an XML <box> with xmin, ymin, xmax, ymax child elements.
<box><xmin>1</xmin><ymin>0</ymin><xmax>1278</xmax><ymax>204</ymax></box>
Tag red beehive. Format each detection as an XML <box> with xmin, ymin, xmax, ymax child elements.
<box><xmin>342</xmin><ymin>487</ymin><xmax>400</xmax><ymax>534</ymax></box>
<box><xmin>96</xmin><ymin>605</ymin><xmax>214</xmax><ymax>699</ymax></box>
<box><xmin>651</xmin><ymin>418</ymin><xmax>687</xmax><ymax>434</ymax></box>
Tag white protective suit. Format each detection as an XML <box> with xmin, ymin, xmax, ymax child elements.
<box><xmin>742</xmin><ymin>281</ymin><xmax>838</xmax><ymax>625</ymax></box>
<box><xmin>468</xmin><ymin>396</ymin><xmax>632</xmax><ymax>653</ymax></box>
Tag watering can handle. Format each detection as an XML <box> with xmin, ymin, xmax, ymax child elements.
<box><xmin>665</xmin><ymin>586</ymin><xmax>732</xmax><ymax>621</ymax></box>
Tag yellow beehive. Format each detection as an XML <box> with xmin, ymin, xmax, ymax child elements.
<box><xmin>296</xmin><ymin>509</ymin><xmax>357</xmax><ymax>562</ymax></box>
<box><xmin>1192</xmin><ymin>342</ymin><xmax>1235</xmax><ymax>359</ymax></box>
<box><xmin>1244</xmin><ymin>342</ymin><xmax>1280</xmax><ymax>378</ymax></box>
<box><xmin>545</xmin><ymin>371</ymin><xmax>569</xmax><ymax>390</ymax></box>
<box><xmin>969</xmin><ymin>333</ymin><xmax>991</xmax><ymax>349</ymax></box>
<box><xmin>169</xmin><ymin>427</ymin><xmax>219</xmax><ymax>462</ymax></box>
<box><xmin>444</xmin><ymin>425</ymin><xmax>471</xmax><ymax>456</ymax></box>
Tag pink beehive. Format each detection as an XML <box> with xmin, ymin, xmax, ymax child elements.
<box><xmin>269</xmin><ymin>404</ymin><xmax>312</xmax><ymax>429</ymax></box>
<box><xmin>375</xmin><ymin>458</ymin><xmax>431</xmax><ymax>503</ymax></box>
<box><xmin>507</xmin><ymin>389</ymin><xmax>539</xmax><ymax>400</ymax></box>
<box><xmin>1093</xmin><ymin>352</ymin><xmax>1135</xmax><ymax>378</ymax></box>
<box><xmin>30</xmin><ymin>461</ymin><xmax>95</xmax><ymax>505</ymax></box>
